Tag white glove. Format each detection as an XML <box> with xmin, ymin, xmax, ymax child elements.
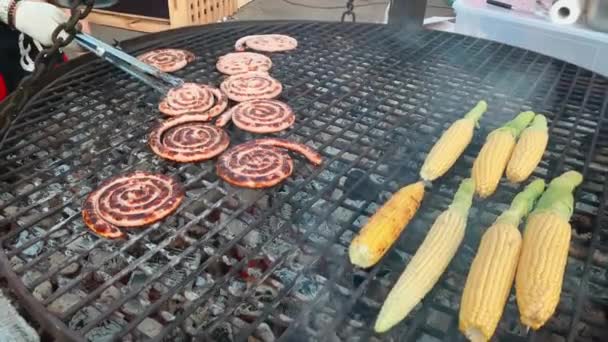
<box><xmin>14</xmin><ymin>1</ymin><xmax>73</xmax><ymax>47</ymax></box>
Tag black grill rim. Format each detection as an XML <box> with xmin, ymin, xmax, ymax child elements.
<box><xmin>0</xmin><ymin>20</ymin><xmax>607</xmax><ymax>342</ymax></box>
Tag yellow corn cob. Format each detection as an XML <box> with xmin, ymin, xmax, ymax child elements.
<box><xmin>516</xmin><ymin>171</ymin><xmax>583</xmax><ymax>329</ymax></box>
<box><xmin>460</xmin><ymin>223</ymin><xmax>521</xmax><ymax>342</ymax></box>
<box><xmin>420</xmin><ymin>101</ymin><xmax>487</xmax><ymax>181</ymax></box>
<box><xmin>506</xmin><ymin>115</ymin><xmax>549</xmax><ymax>183</ymax></box>
<box><xmin>472</xmin><ymin>111</ymin><xmax>535</xmax><ymax>198</ymax></box>
<box><xmin>349</xmin><ymin>181</ymin><xmax>425</xmax><ymax>268</ymax></box>
<box><xmin>375</xmin><ymin>179</ymin><xmax>475</xmax><ymax>333</ymax></box>
<box><xmin>459</xmin><ymin>179</ymin><xmax>545</xmax><ymax>342</ymax></box>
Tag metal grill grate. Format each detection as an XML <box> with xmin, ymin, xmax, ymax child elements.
<box><xmin>0</xmin><ymin>22</ymin><xmax>607</xmax><ymax>341</ymax></box>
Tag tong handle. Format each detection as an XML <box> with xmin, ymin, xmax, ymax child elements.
<box><xmin>75</xmin><ymin>33</ymin><xmax>183</xmax><ymax>93</ymax></box>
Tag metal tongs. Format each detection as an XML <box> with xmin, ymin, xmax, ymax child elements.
<box><xmin>75</xmin><ymin>33</ymin><xmax>184</xmax><ymax>94</ymax></box>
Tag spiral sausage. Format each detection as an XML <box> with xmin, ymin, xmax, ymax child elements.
<box><xmin>220</xmin><ymin>71</ymin><xmax>282</xmax><ymax>102</ymax></box>
<box><xmin>137</xmin><ymin>49</ymin><xmax>195</xmax><ymax>72</ymax></box>
<box><xmin>159</xmin><ymin>83</ymin><xmax>228</xmax><ymax>118</ymax></box>
<box><xmin>216</xmin><ymin>138</ymin><xmax>322</xmax><ymax>188</ymax></box>
<box><xmin>216</xmin><ymin>52</ymin><xmax>272</xmax><ymax>75</ymax></box>
<box><xmin>149</xmin><ymin>114</ymin><xmax>230</xmax><ymax>163</ymax></box>
<box><xmin>234</xmin><ymin>35</ymin><xmax>298</xmax><ymax>52</ymax></box>
<box><xmin>215</xmin><ymin>99</ymin><xmax>295</xmax><ymax>133</ymax></box>
<box><xmin>82</xmin><ymin>171</ymin><xmax>184</xmax><ymax>239</ymax></box>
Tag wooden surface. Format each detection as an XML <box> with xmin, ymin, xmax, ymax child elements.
<box><xmin>169</xmin><ymin>0</ymin><xmax>237</xmax><ymax>28</ymax></box>
<box><xmin>88</xmin><ymin>10</ymin><xmax>170</xmax><ymax>33</ymax></box>
<box><xmin>426</xmin><ymin>0</ymin><xmax>455</xmax><ymax>17</ymax></box>
<box><xmin>89</xmin><ymin>0</ymin><xmax>240</xmax><ymax>32</ymax></box>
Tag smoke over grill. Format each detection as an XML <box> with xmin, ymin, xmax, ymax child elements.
<box><xmin>0</xmin><ymin>22</ymin><xmax>607</xmax><ymax>341</ymax></box>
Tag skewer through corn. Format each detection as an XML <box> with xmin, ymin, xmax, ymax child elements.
<box><xmin>472</xmin><ymin>111</ymin><xmax>535</xmax><ymax>198</ymax></box>
<box><xmin>459</xmin><ymin>179</ymin><xmax>545</xmax><ymax>342</ymax></box>
<box><xmin>506</xmin><ymin>115</ymin><xmax>549</xmax><ymax>183</ymax></box>
<box><xmin>349</xmin><ymin>181</ymin><xmax>425</xmax><ymax>268</ymax></box>
<box><xmin>375</xmin><ymin>179</ymin><xmax>475</xmax><ymax>333</ymax></box>
<box><xmin>516</xmin><ymin>171</ymin><xmax>583</xmax><ymax>329</ymax></box>
<box><xmin>420</xmin><ymin>101</ymin><xmax>487</xmax><ymax>181</ymax></box>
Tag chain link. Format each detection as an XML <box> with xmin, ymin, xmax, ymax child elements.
<box><xmin>0</xmin><ymin>0</ymin><xmax>94</xmax><ymax>142</ymax></box>
<box><xmin>341</xmin><ymin>0</ymin><xmax>356</xmax><ymax>23</ymax></box>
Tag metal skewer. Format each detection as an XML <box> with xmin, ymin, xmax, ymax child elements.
<box><xmin>75</xmin><ymin>33</ymin><xmax>184</xmax><ymax>94</ymax></box>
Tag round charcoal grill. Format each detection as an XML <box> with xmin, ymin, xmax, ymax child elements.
<box><xmin>0</xmin><ymin>22</ymin><xmax>607</xmax><ymax>341</ymax></box>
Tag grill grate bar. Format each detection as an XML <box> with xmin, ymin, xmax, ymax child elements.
<box><xmin>565</xmin><ymin>92</ymin><xmax>608</xmax><ymax>341</ymax></box>
<box><xmin>282</xmin><ymin>46</ymin><xmax>541</xmax><ymax>342</ymax></box>
<box><xmin>27</xmin><ymin>163</ymin><xmax>170</xmax><ymax>295</ymax></box>
<box><xmin>130</xmin><ymin>35</ymin><xmax>470</xmax><ymax>341</ymax></box>
<box><xmin>0</xmin><ymin>112</ymin><xmax>151</xmax><ymax>233</ymax></box>
<box><xmin>277</xmin><ymin>39</ymin><xmax>600</xmax><ymax>342</ymax></box>
<box><xmin>313</xmin><ymin>43</ymin><xmax>536</xmax><ymax>342</ymax></box>
<box><xmin>459</xmin><ymin>49</ymin><xmax>570</xmax><ymax>342</ymax></box>
<box><xmin>13</xmin><ymin>216</ymin><xmax>86</xmax><ymax>272</ymax></box>
<box><xmin>0</xmin><ymin>24</ymin><xmax>408</xmax><ymax>251</ymax></box>
<box><xmin>79</xmin><ymin>29</ymin><xmax>456</xmax><ymax>339</ymax></box>
<box><xmin>77</xmin><ymin>184</ymin><xmax>276</xmax><ymax>334</ymax></box>
<box><xmin>176</xmin><ymin>35</ymin><xmax>480</xmax><ymax>342</ymax></box>
<box><xmin>412</xmin><ymin>52</ymin><xmax>559</xmax><ymax>342</ymax></box>
<box><xmin>233</xmin><ymin>33</ymin><xmax>492</xmax><ymax>342</ymax></box>
<box><xmin>13</xmin><ymin>31</ymin><xmax>428</xmax><ymax>336</ymax></box>
<box><xmin>475</xmin><ymin>56</ymin><xmax>568</xmax><ymax>342</ymax></box>
<box><xmin>0</xmin><ymin>73</ymin><xmax>135</xmax><ymax>157</ymax></box>
<box><xmin>0</xmin><ymin>91</ymin><xmax>151</xmax><ymax>208</ymax></box>
<box><xmin>514</xmin><ymin>66</ymin><xmax>597</xmax><ymax>340</ymax></box>
<box><xmin>0</xmin><ymin>25</ymin><xmax>304</xmax><ymax>163</ymax></box>
<box><xmin>228</xmin><ymin>55</ymin><xmax>499</xmax><ymax>342</ymax></box>
<box><xmin>217</xmin><ymin>69</ymin><xmax>472</xmax><ymax>342</ymax></box>
<box><xmin>39</xmin><ymin>165</ymin><xmax>222</xmax><ymax>305</ymax></box>
<box><xmin>442</xmin><ymin>48</ymin><xmax>554</xmax><ymax>341</ymax></box>
<box><xmin>0</xmin><ymin>118</ymin><xmax>153</xmax><ymax>247</ymax></box>
<box><xmin>0</xmin><ymin>24</ymin><xmax>404</xmax><ymax>247</ymax></box>
<box><xmin>1</xmin><ymin>23</ymin><xmax>317</xmax><ymax>156</ymax></box>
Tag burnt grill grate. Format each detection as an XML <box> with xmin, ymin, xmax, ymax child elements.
<box><xmin>0</xmin><ymin>22</ymin><xmax>607</xmax><ymax>341</ymax></box>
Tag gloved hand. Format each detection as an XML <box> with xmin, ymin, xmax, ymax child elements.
<box><xmin>14</xmin><ymin>0</ymin><xmax>75</xmax><ymax>47</ymax></box>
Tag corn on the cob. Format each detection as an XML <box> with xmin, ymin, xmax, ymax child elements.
<box><xmin>472</xmin><ymin>111</ymin><xmax>535</xmax><ymax>198</ymax></box>
<box><xmin>506</xmin><ymin>115</ymin><xmax>549</xmax><ymax>183</ymax></box>
<box><xmin>516</xmin><ymin>171</ymin><xmax>583</xmax><ymax>329</ymax></box>
<box><xmin>375</xmin><ymin>179</ymin><xmax>475</xmax><ymax>333</ymax></box>
<box><xmin>420</xmin><ymin>101</ymin><xmax>488</xmax><ymax>181</ymax></box>
<box><xmin>459</xmin><ymin>179</ymin><xmax>545</xmax><ymax>342</ymax></box>
<box><xmin>349</xmin><ymin>181</ymin><xmax>425</xmax><ymax>268</ymax></box>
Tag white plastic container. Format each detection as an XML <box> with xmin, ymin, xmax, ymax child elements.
<box><xmin>454</xmin><ymin>0</ymin><xmax>608</xmax><ymax>76</ymax></box>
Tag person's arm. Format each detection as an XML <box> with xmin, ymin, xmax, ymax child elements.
<box><xmin>0</xmin><ymin>0</ymin><xmax>75</xmax><ymax>46</ymax></box>
<box><xmin>0</xmin><ymin>0</ymin><xmax>18</xmax><ymax>28</ymax></box>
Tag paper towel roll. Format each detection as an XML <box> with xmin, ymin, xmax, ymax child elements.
<box><xmin>550</xmin><ymin>0</ymin><xmax>586</xmax><ymax>25</ymax></box>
